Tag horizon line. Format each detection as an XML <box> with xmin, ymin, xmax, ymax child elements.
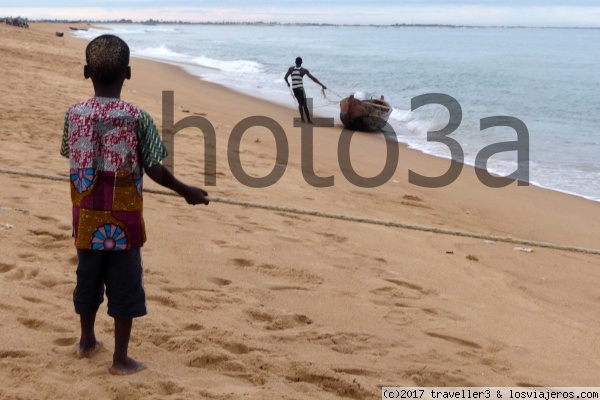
<box><xmin>19</xmin><ymin>18</ymin><xmax>600</xmax><ymax>30</ymax></box>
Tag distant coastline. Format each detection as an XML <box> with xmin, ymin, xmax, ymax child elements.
<box><xmin>25</xmin><ymin>19</ymin><xmax>600</xmax><ymax>30</ymax></box>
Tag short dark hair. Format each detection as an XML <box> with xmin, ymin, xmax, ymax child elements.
<box><xmin>85</xmin><ymin>35</ymin><xmax>130</xmax><ymax>84</ymax></box>
<box><xmin>295</xmin><ymin>57</ymin><xmax>302</xmax><ymax>65</ymax></box>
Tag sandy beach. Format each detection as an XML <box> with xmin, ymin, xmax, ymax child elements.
<box><xmin>1</xmin><ymin>22</ymin><xmax>600</xmax><ymax>399</ymax></box>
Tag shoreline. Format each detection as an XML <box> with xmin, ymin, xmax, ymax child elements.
<box><xmin>7</xmin><ymin>23</ymin><xmax>600</xmax><ymax>248</ymax></box>
<box><xmin>1</xmin><ymin>22</ymin><xmax>600</xmax><ymax>398</ymax></box>
<box><xmin>70</xmin><ymin>22</ymin><xmax>600</xmax><ymax>204</ymax></box>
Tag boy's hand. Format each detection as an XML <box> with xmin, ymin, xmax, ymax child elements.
<box><xmin>183</xmin><ymin>186</ymin><xmax>210</xmax><ymax>205</ymax></box>
<box><xmin>145</xmin><ymin>164</ymin><xmax>209</xmax><ymax>205</ymax></box>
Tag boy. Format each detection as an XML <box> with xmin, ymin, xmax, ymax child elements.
<box><xmin>284</xmin><ymin>56</ymin><xmax>327</xmax><ymax>124</ymax></box>
<box><xmin>60</xmin><ymin>34</ymin><xmax>209</xmax><ymax>375</ymax></box>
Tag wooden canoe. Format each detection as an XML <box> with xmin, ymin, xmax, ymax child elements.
<box><xmin>340</xmin><ymin>95</ymin><xmax>392</xmax><ymax>132</ymax></box>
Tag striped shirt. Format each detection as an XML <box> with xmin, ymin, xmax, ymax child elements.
<box><xmin>291</xmin><ymin>67</ymin><xmax>303</xmax><ymax>89</ymax></box>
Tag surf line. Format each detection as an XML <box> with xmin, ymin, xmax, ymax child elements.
<box><xmin>1</xmin><ymin>167</ymin><xmax>598</xmax><ymax>256</ymax></box>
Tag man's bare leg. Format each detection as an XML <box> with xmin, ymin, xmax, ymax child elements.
<box><xmin>303</xmin><ymin>104</ymin><xmax>313</xmax><ymax>124</ymax></box>
<box><xmin>109</xmin><ymin>318</ymin><xmax>146</xmax><ymax>375</ymax></box>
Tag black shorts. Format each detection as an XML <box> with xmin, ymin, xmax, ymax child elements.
<box><xmin>74</xmin><ymin>248</ymin><xmax>147</xmax><ymax>319</ymax></box>
<box><xmin>292</xmin><ymin>87</ymin><xmax>306</xmax><ymax>103</ymax></box>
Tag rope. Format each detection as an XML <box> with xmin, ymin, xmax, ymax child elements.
<box><xmin>325</xmin><ymin>88</ymin><xmax>347</xmax><ymax>100</ymax></box>
<box><xmin>288</xmin><ymin>85</ymin><xmax>298</xmax><ymax>108</ymax></box>
<box><xmin>310</xmin><ymin>89</ymin><xmax>341</xmax><ymax>109</ymax></box>
<box><xmin>1</xmin><ymin>167</ymin><xmax>598</xmax><ymax>256</ymax></box>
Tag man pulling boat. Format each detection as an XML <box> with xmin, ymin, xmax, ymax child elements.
<box><xmin>284</xmin><ymin>57</ymin><xmax>327</xmax><ymax>124</ymax></box>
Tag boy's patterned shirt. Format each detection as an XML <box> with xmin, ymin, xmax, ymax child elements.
<box><xmin>60</xmin><ymin>97</ymin><xmax>167</xmax><ymax>250</ymax></box>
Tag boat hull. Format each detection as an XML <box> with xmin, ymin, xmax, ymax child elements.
<box><xmin>340</xmin><ymin>97</ymin><xmax>392</xmax><ymax>132</ymax></box>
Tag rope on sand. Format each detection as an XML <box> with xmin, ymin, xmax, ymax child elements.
<box><xmin>1</xmin><ymin>167</ymin><xmax>598</xmax><ymax>256</ymax></box>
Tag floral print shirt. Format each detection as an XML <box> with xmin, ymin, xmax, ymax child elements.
<box><xmin>60</xmin><ymin>97</ymin><xmax>167</xmax><ymax>250</ymax></box>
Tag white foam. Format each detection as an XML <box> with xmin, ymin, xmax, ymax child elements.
<box><xmin>71</xmin><ymin>28</ymin><xmax>104</xmax><ymax>41</ymax></box>
<box><xmin>134</xmin><ymin>46</ymin><xmax>192</xmax><ymax>62</ymax></box>
<box><xmin>389</xmin><ymin>108</ymin><xmax>413</xmax><ymax>124</ymax></box>
<box><xmin>191</xmin><ymin>56</ymin><xmax>264</xmax><ymax>74</ymax></box>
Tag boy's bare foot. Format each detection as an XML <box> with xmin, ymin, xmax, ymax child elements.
<box><xmin>76</xmin><ymin>341</ymin><xmax>103</xmax><ymax>359</ymax></box>
<box><xmin>109</xmin><ymin>357</ymin><xmax>147</xmax><ymax>375</ymax></box>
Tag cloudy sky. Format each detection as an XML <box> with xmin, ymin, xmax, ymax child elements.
<box><xmin>2</xmin><ymin>0</ymin><xmax>600</xmax><ymax>27</ymax></box>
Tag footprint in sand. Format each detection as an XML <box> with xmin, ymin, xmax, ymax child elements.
<box><xmin>407</xmin><ymin>366</ymin><xmax>476</xmax><ymax>386</ymax></box>
<box><xmin>245</xmin><ymin>308</ymin><xmax>312</xmax><ymax>331</ymax></box>
<box><xmin>35</xmin><ymin>215</ymin><xmax>60</xmax><ymax>223</ymax></box>
<box><xmin>184</xmin><ymin>323</ymin><xmax>204</xmax><ymax>331</ymax></box>
<box><xmin>147</xmin><ymin>294</ymin><xmax>178</xmax><ymax>308</ymax></box>
<box><xmin>285</xmin><ymin>362</ymin><xmax>372</xmax><ymax>399</ymax></box>
<box><xmin>21</xmin><ymin>296</ymin><xmax>61</xmax><ymax>312</ymax></box>
<box><xmin>316</xmin><ymin>232</ymin><xmax>348</xmax><ymax>244</ymax></box>
<box><xmin>383</xmin><ymin>307</ymin><xmax>421</xmax><ymax>326</ymax></box>
<box><xmin>0</xmin><ymin>262</ymin><xmax>16</xmax><ymax>274</ymax></box>
<box><xmin>208</xmin><ymin>277</ymin><xmax>231</xmax><ymax>286</ymax></box>
<box><xmin>221</xmin><ymin>342</ymin><xmax>251</xmax><ymax>355</ymax></box>
<box><xmin>17</xmin><ymin>317</ymin><xmax>69</xmax><ymax>333</ymax></box>
<box><xmin>2</xmin><ymin>266</ymin><xmax>25</xmax><ymax>282</ymax></box>
<box><xmin>235</xmin><ymin>261</ymin><xmax>323</xmax><ymax>285</ymax></box>
<box><xmin>187</xmin><ymin>349</ymin><xmax>248</xmax><ymax>375</ymax></box>
<box><xmin>370</xmin><ymin>286</ymin><xmax>422</xmax><ymax>301</ymax></box>
<box><xmin>370</xmin><ymin>277</ymin><xmax>435</xmax><ymax>305</ymax></box>
<box><xmin>58</xmin><ymin>224</ymin><xmax>72</xmax><ymax>232</ymax></box>
<box><xmin>21</xmin><ymin>296</ymin><xmax>44</xmax><ymax>304</ymax></box>
<box><xmin>129</xmin><ymin>381</ymin><xmax>185</xmax><ymax>397</ymax></box>
<box><xmin>28</xmin><ymin>229</ymin><xmax>70</xmax><ymax>241</ymax></box>
<box><xmin>53</xmin><ymin>337</ymin><xmax>78</xmax><ymax>347</ymax></box>
<box><xmin>232</xmin><ymin>258</ymin><xmax>255</xmax><ymax>267</ymax></box>
<box><xmin>35</xmin><ymin>273</ymin><xmax>72</xmax><ymax>288</ymax></box>
<box><xmin>305</xmin><ymin>331</ymin><xmax>389</xmax><ymax>355</ymax></box>
<box><xmin>0</xmin><ymin>350</ymin><xmax>32</xmax><ymax>359</ymax></box>
<box><xmin>155</xmin><ymin>381</ymin><xmax>185</xmax><ymax>396</ymax></box>
<box><xmin>17</xmin><ymin>252</ymin><xmax>42</xmax><ymax>263</ymax></box>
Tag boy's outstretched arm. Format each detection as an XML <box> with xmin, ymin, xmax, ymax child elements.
<box><xmin>145</xmin><ymin>163</ymin><xmax>209</xmax><ymax>205</ymax></box>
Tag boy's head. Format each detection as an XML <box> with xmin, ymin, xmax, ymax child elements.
<box><xmin>295</xmin><ymin>57</ymin><xmax>302</xmax><ymax>66</ymax></box>
<box><xmin>84</xmin><ymin>35</ymin><xmax>131</xmax><ymax>85</ymax></box>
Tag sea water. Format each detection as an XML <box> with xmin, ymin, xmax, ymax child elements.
<box><xmin>74</xmin><ymin>25</ymin><xmax>600</xmax><ymax>201</ymax></box>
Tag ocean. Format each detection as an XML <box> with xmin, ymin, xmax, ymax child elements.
<box><xmin>74</xmin><ymin>25</ymin><xmax>600</xmax><ymax>201</ymax></box>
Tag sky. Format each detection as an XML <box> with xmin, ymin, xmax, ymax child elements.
<box><xmin>2</xmin><ymin>0</ymin><xmax>600</xmax><ymax>27</ymax></box>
